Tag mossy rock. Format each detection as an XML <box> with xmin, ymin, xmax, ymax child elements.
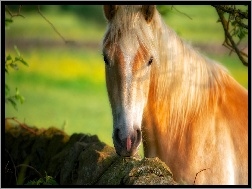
<box><xmin>4</xmin><ymin>122</ymin><xmax>177</xmax><ymax>185</ymax></box>
<box><xmin>96</xmin><ymin>157</ymin><xmax>177</xmax><ymax>185</ymax></box>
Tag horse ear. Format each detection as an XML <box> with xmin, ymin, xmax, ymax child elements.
<box><xmin>141</xmin><ymin>5</ymin><xmax>155</xmax><ymax>23</ymax></box>
<box><xmin>103</xmin><ymin>5</ymin><xmax>118</xmax><ymax>21</ymax></box>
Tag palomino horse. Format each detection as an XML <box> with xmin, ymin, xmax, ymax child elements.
<box><xmin>102</xmin><ymin>5</ymin><xmax>248</xmax><ymax>185</ymax></box>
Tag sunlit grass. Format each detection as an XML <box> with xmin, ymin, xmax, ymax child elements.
<box><xmin>6</xmin><ymin>47</ymin><xmax>105</xmax><ymax>82</ymax></box>
<box><xmin>6</xmin><ymin>77</ymin><xmax>113</xmax><ymax>146</ymax></box>
<box><xmin>5</xmin><ymin>47</ymin><xmax>114</xmax><ymax>146</ymax></box>
<box><xmin>5</xmin><ymin>74</ymin><xmax>114</xmax><ymax>146</ymax></box>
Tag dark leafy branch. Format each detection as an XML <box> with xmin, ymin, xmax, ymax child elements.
<box><xmin>5</xmin><ymin>45</ymin><xmax>28</xmax><ymax>110</ymax></box>
<box><xmin>5</xmin><ymin>6</ymin><xmax>28</xmax><ymax>110</ymax></box>
<box><xmin>212</xmin><ymin>5</ymin><xmax>248</xmax><ymax>20</ymax></box>
<box><xmin>5</xmin><ymin>5</ymin><xmax>25</xmax><ymax>18</ymax></box>
<box><xmin>212</xmin><ymin>5</ymin><xmax>248</xmax><ymax>66</ymax></box>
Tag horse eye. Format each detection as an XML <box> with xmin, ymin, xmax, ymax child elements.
<box><xmin>103</xmin><ymin>55</ymin><xmax>110</xmax><ymax>66</ymax></box>
<box><xmin>148</xmin><ymin>56</ymin><xmax>153</xmax><ymax>66</ymax></box>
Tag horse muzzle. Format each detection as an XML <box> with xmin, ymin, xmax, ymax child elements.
<box><xmin>113</xmin><ymin>128</ymin><xmax>142</xmax><ymax>157</ymax></box>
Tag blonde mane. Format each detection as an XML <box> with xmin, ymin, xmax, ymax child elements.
<box><xmin>150</xmin><ymin>14</ymin><xmax>230</xmax><ymax>142</ymax></box>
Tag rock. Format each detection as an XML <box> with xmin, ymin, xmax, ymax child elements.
<box><xmin>75</xmin><ymin>142</ymin><xmax>118</xmax><ymax>185</ymax></box>
<box><xmin>96</xmin><ymin>157</ymin><xmax>177</xmax><ymax>185</ymax></box>
<box><xmin>4</xmin><ymin>122</ymin><xmax>177</xmax><ymax>185</ymax></box>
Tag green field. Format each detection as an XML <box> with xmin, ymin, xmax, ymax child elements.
<box><xmin>5</xmin><ymin>5</ymin><xmax>248</xmax><ymax>148</ymax></box>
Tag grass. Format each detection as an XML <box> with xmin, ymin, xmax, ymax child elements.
<box><xmin>5</xmin><ymin>47</ymin><xmax>114</xmax><ymax>145</ymax></box>
<box><xmin>6</xmin><ymin>74</ymin><xmax>113</xmax><ymax>144</ymax></box>
<box><xmin>5</xmin><ymin>5</ymin><xmax>248</xmax><ymax>148</ymax></box>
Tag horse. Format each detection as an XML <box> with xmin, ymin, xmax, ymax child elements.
<box><xmin>102</xmin><ymin>5</ymin><xmax>248</xmax><ymax>185</ymax></box>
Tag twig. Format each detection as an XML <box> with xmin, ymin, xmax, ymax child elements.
<box><xmin>171</xmin><ymin>5</ymin><xmax>192</xmax><ymax>20</ymax></box>
<box><xmin>223</xmin><ymin>41</ymin><xmax>248</xmax><ymax>57</ymax></box>
<box><xmin>5</xmin><ymin>117</ymin><xmax>37</xmax><ymax>135</ymax></box>
<box><xmin>5</xmin><ymin>5</ymin><xmax>25</xmax><ymax>18</ymax></box>
<box><xmin>37</xmin><ymin>5</ymin><xmax>68</xmax><ymax>43</ymax></box>
<box><xmin>193</xmin><ymin>168</ymin><xmax>210</xmax><ymax>184</ymax></box>
<box><xmin>235</xmin><ymin>19</ymin><xmax>248</xmax><ymax>29</ymax></box>
<box><xmin>5</xmin><ymin>149</ymin><xmax>18</xmax><ymax>183</ymax></box>
<box><xmin>16</xmin><ymin>164</ymin><xmax>43</xmax><ymax>179</ymax></box>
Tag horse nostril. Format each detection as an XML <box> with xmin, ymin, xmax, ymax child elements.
<box><xmin>113</xmin><ymin>127</ymin><xmax>142</xmax><ymax>156</ymax></box>
<box><xmin>126</xmin><ymin>136</ymin><xmax>132</xmax><ymax>152</ymax></box>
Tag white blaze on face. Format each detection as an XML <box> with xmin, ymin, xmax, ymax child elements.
<box><xmin>115</xmin><ymin>39</ymin><xmax>146</xmax><ymax>138</ymax></box>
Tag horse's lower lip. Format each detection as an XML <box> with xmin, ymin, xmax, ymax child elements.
<box><xmin>114</xmin><ymin>142</ymin><xmax>139</xmax><ymax>157</ymax></box>
<box><xmin>113</xmin><ymin>128</ymin><xmax>142</xmax><ymax>156</ymax></box>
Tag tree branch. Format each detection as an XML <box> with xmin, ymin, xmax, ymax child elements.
<box><xmin>193</xmin><ymin>168</ymin><xmax>210</xmax><ymax>184</ymax></box>
<box><xmin>37</xmin><ymin>5</ymin><xmax>68</xmax><ymax>44</ymax></box>
<box><xmin>213</xmin><ymin>5</ymin><xmax>248</xmax><ymax>66</ymax></box>
<box><xmin>16</xmin><ymin>164</ymin><xmax>43</xmax><ymax>179</ymax></box>
<box><xmin>5</xmin><ymin>117</ymin><xmax>38</xmax><ymax>135</ymax></box>
<box><xmin>212</xmin><ymin>5</ymin><xmax>248</xmax><ymax>19</ymax></box>
<box><xmin>5</xmin><ymin>5</ymin><xmax>25</xmax><ymax>18</ymax></box>
<box><xmin>171</xmin><ymin>6</ymin><xmax>192</xmax><ymax>20</ymax></box>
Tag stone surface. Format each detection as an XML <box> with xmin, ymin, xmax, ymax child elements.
<box><xmin>4</xmin><ymin>122</ymin><xmax>177</xmax><ymax>185</ymax></box>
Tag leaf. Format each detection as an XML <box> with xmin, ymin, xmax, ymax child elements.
<box><xmin>37</xmin><ymin>178</ymin><xmax>44</xmax><ymax>185</ymax></box>
<box><xmin>5</xmin><ymin>18</ymin><xmax>13</xmax><ymax>23</ymax></box>
<box><xmin>19</xmin><ymin>59</ymin><xmax>29</xmax><ymax>66</ymax></box>
<box><xmin>25</xmin><ymin>180</ymin><xmax>37</xmax><ymax>185</ymax></box>
<box><xmin>14</xmin><ymin>57</ymin><xmax>21</xmax><ymax>61</ymax></box>
<box><xmin>20</xmin><ymin>96</ymin><xmax>25</xmax><ymax>104</ymax></box>
<box><xmin>5</xmin><ymin>18</ymin><xmax>13</xmax><ymax>26</ymax></box>
<box><xmin>15</xmin><ymin>94</ymin><xmax>25</xmax><ymax>104</ymax></box>
<box><xmin>14</xmin><ymin>88</ymin><xmax>25</xmax><ymax>104</ymax></box>
<box><xmin>10</xmin><ymin>63</ymin><xmax>19</xmax><ymax>70</ymax></box>
<box><xmin>237</xmin><ymin>27</ymin><xmax>247</xmax><ymax>40</ymax></box>
<box><xmin>15</xmin><ymin>87</ymin><xmax>20</xmax><ymax>96</ymax></box>
<box><xmin>7</xmin><ymin>98</ymin><xmax>18</xmax><ymax>111</ymax></box>
<box><xmin>14</xmin><ymin>45</ymin><xmax>21</xmax><ymax>57</ymax></box>
<box><xmin>45</xmin><ymin>176</ymin><xmax>58</xmax><ymax>185</ymax></box>
<box><xmin>6</xmin><ymin>54</ymin><xmax>12</xmax><ymax>61</ymax></box>
<box><xmin>237</xmin><ymin>31</ymin><xmax>244</xmax><ymax>39</ymax></box>
<box><xmin>5</xmin><ymin>84</ymin><xmax>10</xmax><ymax>96</ymax></box>
<box><xmin>25</xmin><ymin>175</ymin><xmax>58</xmax><ymax>185</ymax></box>
<box><xmin>14</xmin><ymin>56</ymin><xmax>29</xmax><ymax>67</ymax></box>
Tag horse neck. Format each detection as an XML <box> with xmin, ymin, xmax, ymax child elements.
<box><xmin>148</xmin><ymin>23</ymin><xmax>229</xmax><ymax>142</ymax></box>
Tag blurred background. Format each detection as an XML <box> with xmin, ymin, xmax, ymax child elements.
<box><xmin>5</xmin><ymin>5</ymin><xmax>248</xmax><ymax>148</ymax></box>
